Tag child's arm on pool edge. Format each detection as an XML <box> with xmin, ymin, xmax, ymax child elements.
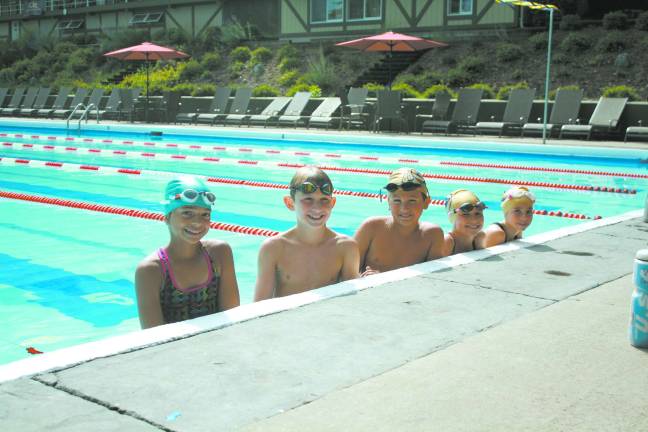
<box><xmin>253</xmin><ymin>237</ymin><xmax>280</xmax><ymax>301</ymax></box>
<box><xmin>135</xmin><ymin>259</ymin><xmax>165</xmax><ymax>329</ymax></box>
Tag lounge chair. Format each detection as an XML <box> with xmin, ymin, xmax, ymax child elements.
<box><xmin>20</xmin><ymin>87</ymin><xmax>50</xmax><ymax>116</ymax></box>
<box><xmin>92</xmin><ymin>90</ymin><xmax>121</xmax><ymax>120</ymax></box>
<box><xmin>35</xmin><ymin>87</ymin><xmax>71</xmax><ymax>118</ymax></box>
<box><xmin>210</xmin><ymin>88</ymin><xmax>253</xmax><ymax>126</ymax></box>
<box><xmin>0</xmin><ymin>88</ymin><xmax>8</xmax><ymax>108</ymax></box>
<box><xmin>10</xmin><ymin>87</ymin><xmax>39</xmax><ymax>116</ymax></box>
<box><xmin>559</xmin><ymin>97</ymin><xmax>628</xmax><ymax>140</ymax></box>
<box><xmin>118</xmin><ymin>88</ymin><xmax>141</xmax><ymax>122</ymax></box>
<box><xmin>0</xmin><ymin>87</ymin><xmax>25</xmax><ymax>116</ymax></box>
<box><xmin>305</xmin><ymin>97</ymin><xmax>342</xmax><ymax>129</ymax></box>
<box><xmin>189</xmin><ymin>87</ymin><xmax>232</xmax><ymax>124</ymax></box>
<box><xmin>67</xmin><ymin>88</ymin><xmax>104</xmax><ymax>119</ymax></box>
<box><xmin>415</xmin><ymin>91</ymin><xmax>452</xmax><ymax>133</ymax></box>
<box><xmin>275</xmin><ymin>92</ymin><xmax>312</xmax><ymax>126</ymax></box>
<box><xmin>51</xmin><ymin>88</ymin><xmax>88</xmax><ymax>118</ymax></box>
<box><xmin>475</xmin><ymin>88</ymin><xmax>536</xmax><ymax>136</ymax></box>
<box><xmin>340</xmin><ymin>87</ymin><xmax>370</xmax><ymax>130</ymax></box>
<box><xmin>624</xmin><ymin>120</ymin><xmax>648</xmax><ymax>142</ymax></box>
<box><xmin>241</xmin><ymin>97</ymin><xmax>292</xmax><ymax>127</ymax></box>
<box><xmin>174</xmin><ymin>98</ymin><xmax>200</xmax><ymax>124</ymax></box>
<box><xmin>421</xmin><ymin>88</ymin><xmax>483</xmax><ymax>134</ymax></box>
<box><xmin>373</xmin><ymin>90</ymin><xmax>407</xmax><ymax>133</ymax></box>
<box><xmin>522</xmin><ymin>88</ymin><xmax>583</xmax><ymax>137</ymax></box>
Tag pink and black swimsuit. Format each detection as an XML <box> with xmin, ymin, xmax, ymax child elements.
<box><xmin>157</xmin><ymin>247</ymin><xmax>220</xmax><ymax>323</ymax></box>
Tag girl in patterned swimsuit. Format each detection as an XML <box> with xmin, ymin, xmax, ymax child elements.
<box><xmin>483</xmin><ymin>186</ymin><xmax>535</xmax><ymax>248</ymax></box>
<box><xmin>135</xmin><ymin>176</ymin><xmax>240</xmax><ymax>329</ymax></box>
<box><xmin>442</xmin><ymin>189</ymin><xmax>486</xmax><ymax>256</ymax></box>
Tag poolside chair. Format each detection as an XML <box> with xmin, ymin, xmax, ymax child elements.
<box><xmin>241</xmin><ymin>97</ymin><xmax>292</xmax><ymax>127</ymax></box>
<box><xmin>559</xmin><ymin>97</ymin><xmax>628</xmax><ymax>140</ymax></box>
<box><xmin>35</xmin><ymin>87</ymin><xmax>71</xmax><ymax>118</ymax></box>
<box><xmin>624</xmin><ymin>120</ymin><xmax>648</xmax><ymax>142</ymax></box>
<box><xmin>51</xmin><ymin>88</ymin><xmax>88</xmax><ymax>118</ymax></box>
<box><xmin>67</xmin><ymin>88</ymin><xmax>104</xmax><ymax>119</ymax></box>
<box><xmin>522</xmin><ymin>88</ymin><xmax>583</xmax><ymax>137</ymax></box>
<box><xmin>211</xmin><ymin>87</ymin><xmax>252</xmax><ymax>126</ymax></box>
<box><xmin>0</xmin><ymin>87</ymin><xmax>25</xmax><ymax>116</ymax></box>
<box><xmin>340</xmin><ymin>87</ymin><xmax>370</xmax><ymax>130</ymax></box>
<box><xmin>0</xmin><ymin>88</ymin><xmax>8</xmax><ymax>108</ymax></box>
<box><xmin>118</xmin><ymin>88</ymin><xmax>141</xmax><ymax>122</ymax></box>
<box><xmin>20</xmin><ymin>87</ymin><xmax>51</xmax><ymax>116</ymax></box>
<box><xmin>421</xmin><ymin>88</ymin><xmax>483</xmax><ymax>134</ymax></box>
<box><xmin>9</xmin><ymin>87</ymin><xmax>39</xmax><ymax>116</ymax></box>
<box><xmin>92</xmin><ymin>90</ymin><xmax>121</xmax><ymax>121</ymax></box>
<box><xmin>475</xmin><ymin>88</ymin><xmax>536</xmax><ymax>136</ymax></box>
<box><xmin>304</xmin><ymin>97</ymin><xmax>342</xmax><ymax>129</ymax></box>
<box><xmin>173</xmin><ymin>97</ymin><xmax>200</xmax><ymax>124</ymax></box>
<box><xmin>190</xmin><ymin>87</ymin><xmax>232</xmax><ymax>124</ymax></box>
<box><xmin>275</xmin><ymin>92</ymin><xmax>312</xmax><ymax>127</ymax></box>
<box><xmin>415</xmin><ymin>91</ymin><xmax>452</xmax><ymax>133</ymax></box>
<box><xmin>373</xmin><ymin>90</ymin><xmax>408</xmax><ymax>133</ymax></box>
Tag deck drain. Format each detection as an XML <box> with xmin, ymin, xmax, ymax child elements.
<box><xmin>545</xmin><ymin>270</ymin><xmax>572</xmax><ymax>276</ymax></box>
<box><xmin>560</xmin><ymin>251</ymin><xmax>595</xmax><ymax>256</ymax></box>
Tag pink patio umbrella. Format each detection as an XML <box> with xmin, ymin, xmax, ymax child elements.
<box><xmin>104</xmin><ymin>42</ymin><xmax>190</xmax><ymax>122</ymax></box>
<box><xmin>335</xmin><ymin>31</ymin><xmax>447</xmax><ymax>89</ymax></box>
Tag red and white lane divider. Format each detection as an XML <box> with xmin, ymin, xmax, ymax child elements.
<box><xmin>0</xmin><ymin>190</ymin><xmax>278</xmax><ymax>237</ymax></box>
<box><xmin>1</xmin><ymin>157</ymin><xmax>602</xmax><ymax>220</ymax></box>
<box><xmin>3</xmin><ymin>142</ymin><xmax>637</xmax><ymax>195</ymax></box>
<box><xmin>439</xmin><ymin>161</ymin><xmax>648</xmax><ymax>180</ymax></box>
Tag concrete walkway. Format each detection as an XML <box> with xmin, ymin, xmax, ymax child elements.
<box><xmin>1</xmin><ymin>216</ymin><xmax>646</xmax><ymax>431</ymax></box>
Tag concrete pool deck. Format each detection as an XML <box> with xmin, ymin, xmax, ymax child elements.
<box><xmin>1</xmin><ymin>214</ymin><xmax>647</xmax><ymax>431</ymax></box>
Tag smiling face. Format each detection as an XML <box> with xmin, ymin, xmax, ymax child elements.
<box><xmin>504</xmin><ymin>203</ymin><xmax>534</xmax><ymax>233</ymax></box>
<box><xmin>453</xmin><ymin>206</ymin><xmax>484</xmax><ymax>236</ymax></box>
<box><xmin>166</xmin><ymin>205</ymin><xmax>211</xmax><ymax>243</ymax></box>
<box><xmin>388</xmin><ymin>188</ymin><xmax>429</xmax><ymax>227</ymax></box>
<box><xmin>285</xmin><ymin>189</ymin><xmax>336</xmax><ymax>228</ymax></box>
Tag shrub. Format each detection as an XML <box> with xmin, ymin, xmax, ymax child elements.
<box><xmin>301</xmin><ymin>48</ymin><xmax>339</xmax><ymax>94</ymax></box>
<box><xmin>420</xmin><ymin>84</ymin><xmax>456</xmax><ymax>99</ymax></box>
<box><xmin>495</xmin><ymin>43</ymin><xmax>524</xmax><ymax>63</ymax></box>
<box><xmin>458</xmin><ymin>56</ymin><xmax>487</xmax><ymax>75</ymax></box>
<box><xmin>228</xmin><ymin>61</ymin><xmax>246</xmax><ymax>79</ymax></box>
<box><xmin>445</xmin><ymin>68</ymin><xmax>472</xmax><ymax>87</ymax></box>
<box><xmin>595</xmin><ymin>31</ymin><xmax>627</xmax><ymax>53</ymax></box>
<box><xmin>560</xmin><ymin>33</ymin><xmax>591</xmax><ymax>52</ymax></box>
<box><xmin>391</xmin><ymin>82</ymin><xmax>421</xmax><ymax>98</ymax></box>
<box><xmin>636</xmin><ymin>11</ymin><xmax>648</xmax><ymax>31</ymax></box>
<box><xmin>548</xmin><ymin>85</ymin><xmax>581</xmax><ymax>100</ymax></box>
<box><xmin>278</xmin><ymin>70</ymin><xmax>299</xmax><ymax>87</ymax></box>
<box><xmin>191</xmin><ymin>84</ymin><xmax>217</xmax><ymax>97</ymax></box>
<box><xmin>277</xmin><ymin>44</ymin><xmax>299</xmax><ymax>62</ymax></box>
<box><xmin>467</xmin><ymin>83</ymin><xmax>495</xmax><ymax>99</ymax></box>
<box><xmin>201</xmin><ymin>52</ymin><xmax>221</xmax><ymax>70</ymax></box>
<box><xmin>286</xmin><ymin>83</ymin><xmax>321</xmax><ymax>97</ymax></box>
<box><xmin>251</xmin><ymin>47</ymin><xmax>273</xmax><ymax>64</ymax></box>
<box><xmin>559</xmin><ymin>14</ymin><xmax>582</xmax><ymax>31</ymax></box>
<box><xmin>252</xmin><ymin>84</ymin><xmax>280</xmax><ymax>97</ymax></box>
<box><xmin>179</xmin><ymin>60</ymin><xmax>204</xmax><ymax>81</ymax></box>
<box><xmin>362</xmin><ymin>82</ymin><xmax>385</xmax><ymax>92</ymax></box>
<box><xmin>496</xmin><ymin>82</ymin><xmax>529</xmax><ymax>100</ymax></box>
<box><xmin>279</xmin><ymin>56</ymin><xmax>301</xmax><ymax>73</ymax></box>
<box><xmin>120</xmin><ymin>64</ymin><xmax>183</xmax><ymax>95</ymax></box>
<box><xmin>528</xmin><ymin>32</ymin><xmax>548</xmax><ymax>51</ymax></box>
<box><xmin>602</xmin><ymin>85</ymin><xmax>640</xmax><ymax>101</ymax></box>
<box><xmin>230</xmin><ymin>46</ymin><xmax>252</xmax><ymax>63</ymax></box>
<box><xmin>602</xmin><ymin>10</ymin><xmax>630</xmax><ymax>30</ymax></box>
<box><xmin>394</xmin><ymin>71</ymin><xmax>443</xmax><ymax>92</ymax></box>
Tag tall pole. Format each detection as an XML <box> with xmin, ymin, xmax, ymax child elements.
<box><xmin>542</xmin><ymin>8</ymin><xmax>554</xmax><ymax>144</ymax></box>
<box><xmin>145</xmin><ymin>55</ymin><xmax>150</xmax><ymax>123</ymax></box>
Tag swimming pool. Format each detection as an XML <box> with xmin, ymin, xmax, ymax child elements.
<box><xmin>1</xmin><ymin>120</ymin><xmax>646</xmax><ymax>365</ymax></box>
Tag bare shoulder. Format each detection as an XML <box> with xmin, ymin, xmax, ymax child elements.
<box><xmin>358</xmin><ymin>216</ymin><xmax>390</xmax><ymax>229</ymax></box>
<box><xmin>258</xmin><ymin>233</ymin><xmax>287</xmax><ymax>255</ymax></box>
<box><xmin>136</xmin><ymin>252</ymin><xmax>162</xmax><ymax>275</ymax></box>
<box><xmin>420</xmin><ymin>221</ymin><xmax>444</xmax><ymax>237</ymax></box>
<box><xmin>202</xmin><ymin>239</ymin><xmax>233</xmax><ymax>256</ymax></box>
<box><xmin>334</xmin><ymin>232</ymin><xmax>359</xmax><ymax>249</ymax></box>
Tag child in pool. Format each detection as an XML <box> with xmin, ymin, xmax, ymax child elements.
<box><xmin>354</xmin><ymin>167</ymin><xmax>444</xmax><ymax>275</ymax></box>
<box><xmin>483</xmin><ymin>186</ymin><xmax>535</xmax><ymax>247</ymax></box>
<box><xmin>254</xmin><ymin>166</ymin><xmax>360</xmax><ymax>300</ymax></box>
<box><xmin>135</xmin><ymin>176</ymin><xmax>240</xmax><ymax>329</ymax></box>
<box><xmin>443</xmin><ymin>189</ymin><xmax>486</xmax><ymax>256</ymax></box>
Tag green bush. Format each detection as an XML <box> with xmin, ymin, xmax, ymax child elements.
<box><xmin>391</xmin><ymin>82</ymin><xmax>421</xmax><ymax>98</ymax></box>
<box><xmin>228</xmin><ymin>61</ymin><xmax>246</xmax><ymax>79</ymax></box>
<box><xmin>278</xmin><ymin>70</ymin><xmax>299</xmax><ymax>87</ymax></box>
<box><xmin>251</xmin><ymin>47</ymin><xmax>273</xmax><ymax>64</ymax></box>
<box><xmin>286</xmin><ymin>83</ymin><xmax>321</xmax><ymax>97</ymax></box>
<box><xmin>394</xmin><ymin>71</ymin><xmax>443</xmax><ymax>92</ymax></box>
<box><xmin>445</xmin><ymin>68</ymin><xmax>472</xmax><ymax>87</ymax></box>
<box><xmin>362</xmin><ymin>82</ymin><xmax>385</xmax><ymax>93</ymax></box>
<box><xmin>201</xmin><ymin>52</ymin><xmax>221</xmax><ymax>70</ymax></box>
<box><xmin>560</xmin><ymin>33</ymin><xmax>591</xmax><ymax>52</ymax></box>
<box><xmin>277</xmin><ymin>44</ymin><xmax>299</xmax><ymax>62</ymax></box>
<box><xmin>179</xmin><ymin>60</ymin><xmax>204</xmax><ymax>81</ymax></box>
<box><xmin>191</xmin><ymin>84</ymin><xmax>217</xmax><ymax>97</ymax></box>
<box><xmin>602</xmin><ymin>11</ymin><xmax>630</xmax><ymax>30</ymax></box>
<box><xmin>559</xmin><ymin>14</ymin><xmax>582</xmax><ymax>31</ymax></box>
<box><xmin>301</xmin><ymin>48</ymin><xmax>339</xmax><ymax>95</ymax></box>
<box><xmin>496</xmin><ymin>82</ymin><xmax>529</xmax><ymax>100</ymax></box>
<box><xmin>548</xmin><ymin>85</ymin><xmax>581</xmax><ymax>100</ymax></box>
<box><xmin>602</xmin><ymin>85</ymin><xmax>640</xmax><ymax>101</ymax></box>
<box><xmin>467</xmin><ymin>83</ymin><xmax>495</xmax><ymax>99</ymax></box>
<box><xmin>252</xmin><ymin>84</ymin><xmax>280</xmax><ymax>97</ymax></box>
<box><xmin>458</xmin><ymin>56</ymin><xmax>487</xmax><ymax>75</ymax></box>
<box><xmin>230</xmin><ymin>46</ymin><xmax>252</xmax><ymax>63</ymax></box>
<box><xmin>636</xmin><ymin>11</ymin><xmax>648</xmax><ymax>31</ymax></box>
<box><xmin>595</xmin><ymin>31</ymin><xmax>627</xmax><ymax>53</ymax></box>
<box><xmin>279</xmin><ymin>57</ymin><xmax>301</xmax><ymax>73</ymax></box>
<box><xmin>495</xmin><ymin>43</ymin><xmax>524</xmax><ymax>63</ymax></box>
<box><xmin>528</xmin><ymin>32</ymin><xmax>548</xmax><ymax>51</ymax></box>
<box><xmin>420</xmin><ymin>84</ymin><xmax>456</xmax><ymax>99</ymax></box>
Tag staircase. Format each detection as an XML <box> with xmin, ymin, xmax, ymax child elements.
<box><xmin>353</xmin><ymin>51</ymin><xmax>426</xmax><ymax>87</ymax></box>
<box><xmin>105</xmin><ymin>64</ymin><xmax>140</xmax><ymax>85</ymax></box>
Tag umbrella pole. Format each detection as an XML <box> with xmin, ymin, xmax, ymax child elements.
<box><xmin>387</xmin><ymin>45</ymin><xmax>393</xmax><ymax>90</ymax></box>
<box><xmin>145</xmin><ymin>57</ymin><xmax>150</xmax><ymax>123</ymax></box>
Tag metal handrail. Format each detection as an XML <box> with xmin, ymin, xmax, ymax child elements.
<box><xmin>66</xmin><ymin>103</ymin><xmax>99</xmax><ymax>133</ymax></box>
<box><xmin>66</xmin><ymin>103</ymin><xmax>86</xmax><ymax>130</ymax></box>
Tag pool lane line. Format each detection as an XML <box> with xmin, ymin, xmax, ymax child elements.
<box><xmin>2</xmin><ymin>142</ymin><xmax>638</xmax><ymax>195</ymax></box>
<box><xmin>5</xmin><ymin>134</ymin><xmax>648</xmax><ymax>180</ymax></box>
<box><xmin>0</xmin><ymin>190</ymin><xmax>279</xmax><ymax>237</ymax></box>
<box><xmin>0</xmin><ymin>157</ymin><xmax>601</xmax><ymax>220</ymax></box>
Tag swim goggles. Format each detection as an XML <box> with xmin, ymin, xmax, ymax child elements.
<box><xmin>169</xmin><ymin>189</ymin><xmax>216</xmax><ymax>206</ymax></box>
<box><xmin>451</xmin><ymin>202</ymin><xmax>487</xmax><ymax>215</ymax></box>
<box><xmin>290</xmin><ymin>182</ymin><xmax>333</xmax><ymax>196</ymax></box>
<box><xmin>502</xmin><ymin>189</ymin><xmax>536</xmax><ymax>203</ymax></box>
<box><xmin>385</xmin><ymin>182</ymin><xmax>423</xmax><ymax>192</ymax></box>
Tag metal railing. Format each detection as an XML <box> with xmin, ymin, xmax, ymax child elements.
<box><xmin>66</xmin><ymin>102</ymin><xmax>99</xmax><ymax>133</ymax></box>
<box><xmin>0</xmin><ymin>0</ymin><xmax>137</xmax><ymax>18</ymax></box>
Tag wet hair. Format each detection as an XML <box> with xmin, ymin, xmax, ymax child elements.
<box><xmin>289</xmin><ymin>166</ymin><xmax>333</xmax><ymax>198</ymax></box>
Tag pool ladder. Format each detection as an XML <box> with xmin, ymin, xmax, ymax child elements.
<box><xmin>66</xmin><ymin>103</ymin><xmax>100</xmax><ymax>133</ymax></box>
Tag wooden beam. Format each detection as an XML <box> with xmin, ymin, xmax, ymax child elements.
<box><xmin>474</xmin><ymin>0</ymin><xmax>495</xmax><ymax>25</ymax></box>
<box><xmin>196</xmin><ymin>2</ymin><xmax>223</xmax><ymax>38</ymax></box>
<box><xmin>393</xmin><ymin>0</ymin><xmax>415</xmax><ymax>27</ymax></box>
<box><xmin>415</xmin><ymin>0</ymin><xmax>436</xmax><ymax>26</ymax></box>
<box><xmin>284</xmin><ymin>0</ymin><xmax>308</xmax><ymax>32</ymax></box>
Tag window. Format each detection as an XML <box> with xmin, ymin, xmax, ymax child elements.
<box><xmin>129</xmin><ymin>12</ymin><xmax>164</xmax><ymax>25</ymax></box>
<box><xmin>311</xmin><ymin>0</ymin><xmax>343</xmax><ymax>23</ymax></box>
<box><xmin>55</xmin><ymin>19</ymin><xmax>84</xmax><ymax>30</ymax></box>
<box><xmin>448</xmin><ymin>0</ymin><xmax>473</xmax><ymax>15</ymax></box>
<box><xmin>348</xmin><ymin>0</ymin><xmax>381</xmax><ymax>21</ymax></box>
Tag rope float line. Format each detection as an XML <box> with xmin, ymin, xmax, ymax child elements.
<box><xmin>0</xmin><ymin>190</ymin><xmax>279</xmax><ymax>237</ymax></box>
<box><xmin>2</xmin><ymin>141</ymin><xmax>637</xmax><ymax>195</ymax></box>
<box><xmin>6</xmin><ymin>133</ymin><xmax>646</xmax><ymax>181</ymax></box>
<box><xmin>1</xmin><ymin>157</ymin><xmax>601</xmax><ymax>220</ymax></box>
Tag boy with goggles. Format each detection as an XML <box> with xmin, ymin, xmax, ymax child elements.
<box><xmin>135</xmin><ymin>176</ymin><xmax>240</xmax><ymax>328</ymax></box>
<box><xmin>354</xmin><ymin>168</ymin><xmax>444</xmax><ymax>275</ymax></box>
<box><xmin>443</xmin><ymin>189</ymin><xmax>486</xmax><ymax>256</ymax></box>
<box><xmin>254</xmin><ymin>166</ymin><xmax>359</xmax><ymax>300</ymax></box>
<box><xmin>484</xmin><ymin>186</ymin><xmax>536</xmax><ymax>247</ymax></box>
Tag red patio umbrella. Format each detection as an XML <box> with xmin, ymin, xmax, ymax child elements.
<box><xmin>104</xmin><ymin>42</ymin><xmax>190</xmax><ymax>122</ymax></box>
<box><xmin>336</xmin><ymin>31</ymin><xmax>447</xmax><ymax>89</ymax></box>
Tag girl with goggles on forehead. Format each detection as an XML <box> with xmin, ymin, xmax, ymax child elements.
<box><xmin>484</xmin><ymin>186</ymin><xmax>536</xmax><ymax>248</ymax></box>
<box><xmin>135</xmin><ymin>176</ymin><xmax>240</xmax><ymax>329</ymax></box>
<box><xmin>443</xmin><ymin>189</ymin><xmax>486</xmax><ymax>256</ymax></box>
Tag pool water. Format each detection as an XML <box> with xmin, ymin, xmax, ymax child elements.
<box><xmin>0</xmin><ymin>125</ymin><xmax>646</xmax><ymax>365</ymax></box>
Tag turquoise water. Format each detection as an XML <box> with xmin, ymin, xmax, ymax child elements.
<box><xmin>1</xmin><ymin>126</ymin><xmax>646</xmax><ymax>365</ymax></box>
